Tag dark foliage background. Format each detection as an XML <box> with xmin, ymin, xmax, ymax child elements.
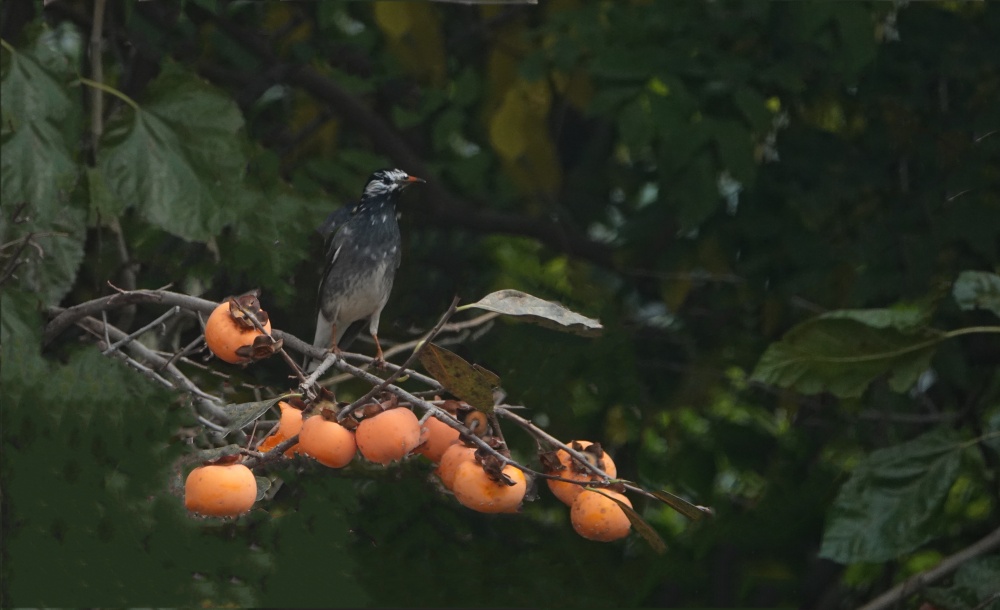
<box><xmin>2</xmin><ymin>1</ymin><xmax>999</xmax><ymax>608</ymax></box>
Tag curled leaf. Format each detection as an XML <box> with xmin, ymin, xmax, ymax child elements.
<box><xmin>463</xmin><ymin>289</ymin><xmax>603</xmax><ymax>337</ymax></box>
<box><xmin>647</xmin><ymin>489</ymin><xmax>714</xmax><ymax>521</ymax></box>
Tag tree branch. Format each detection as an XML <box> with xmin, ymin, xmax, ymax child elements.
<box><xmin>857</xmin><ymin>526</ymin><xmax>1000</xmax><ymax>610</ymax></box>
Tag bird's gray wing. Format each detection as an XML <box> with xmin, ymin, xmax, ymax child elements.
<box><xmin>317</xmin><ymin>203</ymin><xmax>358</xmax><ymax>298</ymax></box>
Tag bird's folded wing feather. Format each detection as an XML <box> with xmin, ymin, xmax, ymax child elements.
<box><xmin>318</xmin><ymin>203</ymin><xmax>358</xmax><ymax>299</ymax></box>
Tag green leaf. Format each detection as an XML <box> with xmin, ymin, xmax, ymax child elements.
<box><xmin>712</xmin><ymin>120</ymin><xmax>756</xmax><ymax>185</ymax></box>
<box><xmin>97</xmin><ymin>63</ymin><xmax>249</xmax><ymax>242</ymax></box>
<box><xmin>220</xmin><ymin>396</ymin><xmax>287</xmax><ymax>436</ymax></box>
<box><xmin>732</xmin><ymin>87</ymin><xmax>772</xmax><ymax>132</ymax></box>
<box><xmin>924</xmin><ymin>556</ymin><xmax>1000</xmax><ymax>610</ymax></box>
<box><xmin>255</xmin><ymin>476</ymin><xmax>272</xmax><ymax>502</ymax></box>
<box><xmin>671</xmin><ymin>152</ymin><xmax>720</xmax><ymax>231</ymax></box>
<box><xmin>647</xmin><ymin>488</ymin><xmax>713</xmax><ymax>521</ymax></box>
<box><xmin>751</xmin><ymin>307</ymin><xmax>939</xmax><ymax>398</ymax></box>
<box><xmin>460</xmin><ymin>289</ymin><xmax>603</xmax><ymax>337</ymax></box>
<box><xmin>819</xmin><ymin>428</ymin><xmax>966</xmax><ymax>564</ymax></box>
<box><xmin>953</xmin><ymin>556</ymin><xmax>1000</xmax><ymax>601</ymax></box>
<box><xmin>0</xmin><ymin>85</ymin><xmax>86</xmax><ymax>306</ymax></box>
<box><xmin>822</xmin><ymin>304</ymin><xmax>935</xmax><ymax>331</ymax></box>
<box><xmin>1</xmin><ymin>118</ymin><xmax>79</xmax><ymax>227</ymax></box>
<box><xmin>86</xmin><ymin>166</ymin><xmax>126</xmax><ymax>224</ymax></box>
<box><xmin>952</xmin><ymin>271</ymin><xmax>1000</xmax><ymax>318</ymax></box>
<box><xmin>417</xmin><ymin>343</ymin><xmax>497</xmax><ymax>412</ymax></box>
<box><xmin>0</xmin><ymin>43</ymin><xmax>75</xmax><ymax>126</ymax></box>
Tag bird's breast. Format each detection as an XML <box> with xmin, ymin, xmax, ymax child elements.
<box><xmin>321</xmin><ymin>258</ymin><xmax>394</xmax><ymax>324</ymax></box>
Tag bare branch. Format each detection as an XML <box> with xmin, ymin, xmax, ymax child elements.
<box><xmin>857</xmin><ymin>526</ymin><xmax>1000</xmax><ymax>610</ymax></box>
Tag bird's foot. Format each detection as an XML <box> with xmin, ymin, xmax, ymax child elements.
<box><xmin>372</xmin><ymin>336</ymin><xmax>387</xmax><ymax>370</ymax></box>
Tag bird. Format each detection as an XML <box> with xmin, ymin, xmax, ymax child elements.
<box><xmin>308</xmin><ymin>168</ymin><xmax>424</xmax><ymax>371</ymax></box>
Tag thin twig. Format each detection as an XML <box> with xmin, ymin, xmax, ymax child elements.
<box><xmin>102</xmin><ymin>306</ymin><xmax>180</xmax><ymax>354</ymax></box>
<box><xmin>321</xmin><ymin>313</ymin><xmax>498</xmax><ymax>387</ymax></box>
<box><xmin>336</xmin><ymin>296</ymin><xmax>460</xmax><ymax>421</ymax></box>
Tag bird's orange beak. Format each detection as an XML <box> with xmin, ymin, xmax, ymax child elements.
<box><xmin>405</xmin><ymin>175</ymin><xmax>426</xmax><ymax>184</ymax></box>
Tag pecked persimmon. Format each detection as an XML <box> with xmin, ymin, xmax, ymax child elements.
<box><xmin>298</xmin><ymin>414</ymin><xmax>356</xmax><ymax>468</ymax></box>
<box><xmin>184</xmin><ymin>461</ymin><xmax>257</xmax><ymax>517</ymax></box>
<box><xmin>355</xmin><ymin>407</ymin><xmax>422</xmax><ymax>464</ymax></box>
<box><xmin>451</xmin><ymin>461</ymin><xmax>526</xmax><ymax>514</ymax></box>
<box><xmin>414</xmin><ymin>416</ymin><xmax>461</xmax><ymax>463</ymax></box>
<box><xmin>257</xmin><ymin>401</ymin><xmax>303</xmax><ymax>457</ymax></box>
<box><xmin>570</xmin><ymin>489</ymin><xmax>632</xmax><ymax>542</ymax></box>
<box><xmin>545</xmin><ymin>440</ymin><xmax>617</xmax><ymax>506</ymax></box>
<box><xmin>436</xmin><ymin>443</ymin><xmax>476</xmax><ymax>490</ymax></box>
<box><xmin>204</xmin><ymin>300</ymin><xmax>272</xmax><ymax>364</ymax></box>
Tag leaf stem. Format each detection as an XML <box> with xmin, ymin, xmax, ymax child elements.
<box><xmin>791</xmin><ymin>325</ymin><xmax>1000</xmax><ymax>365</ymax></box>
<box><xmin>74</xmin><ymin>77</ymin><xmax>140</xmax><ymax>111</ymax></box>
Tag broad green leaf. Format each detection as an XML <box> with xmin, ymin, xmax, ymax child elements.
<box><xmin>220</xmin><ymin>396</ymin><xmax>287</xmax><ymax>436</ymax></box>
<box><xmin>461</xmin><ymin>289</ymin><xmax>603</xmax><ymax>337</ymax></box>
<box><xmin>86</xmin><ymin>166</ymin><xmax>126</xmax><ymax>223</ymax></box>
<box><xmin>822</xmin><ymin>304</ymin><xmax>935</xmax><ymax>331</ymax></box>
<box><xmin>0</xmin><ymin>93</ymin><xmax>86</xmax><ymax>305</ymax></box>
<box><xmin>97</xmin><ymin>63</ymin><xmax>249</xmax><ymax>242</ymax></box>
<box><xmin>672</xmin><ymin>152</ymin><xmax>720</xmax><ymax>231</ymax></box>
<box><xmin>925</xmin><ymin>556</ymin><xmax>1000</xmax><ymax>610</ymax></box>
<box><xmin>751</xmin><ymin>307</ymin><xmax>939</xmax><ymax>398</ymax></box>
<box><xmin>712</xmin><ymin>120</ymin><xmax>756</xmax><ymax>185</ymax></box>
<box><xmin>819</xmin><ymin>428</ymin><xmax>966</xmax><ymax>564</ymax></box>
<box><xmin>953</xmin><ymin>271</ymin><xmax>1000</xmax><ymax>318</ymax></box>
<box><xmin>0</xmin><ymin>43</ymin><xmax>74</xmax><ymax>125</ymax></box>
<box><xmin>417</xmin><ymin>343</ymin><xmax>497</xmax><ymax>412</ymax></box>
<box><xmin>1</xmin><ymin>120</ymin><xmax>79</xmax><ymax>227</ymax></box>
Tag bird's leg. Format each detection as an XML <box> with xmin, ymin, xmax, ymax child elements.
<box><xmin>371</xmin><ymin>334</ymin><xmax>387</xmax><ymax>369</ymax></box>
<box><xmin>328</xmin><ymin>323</ymin><xmax>343</xmax><ymax>356</ymax></box>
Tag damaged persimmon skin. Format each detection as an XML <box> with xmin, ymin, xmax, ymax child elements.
<box><xmin>204</xmin><ymin>295</ymin><xmax>273</xmax><ymax>364</ymax></box>
<box><xmin>257</xmin><ymin>401</ymin><xmax>304</xmax><ymax>457</ymax></box>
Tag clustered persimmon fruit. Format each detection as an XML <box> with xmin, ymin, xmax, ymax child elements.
<box><xmin>452</xmin><ymin>456</ymin><xmax>526</xmax><ymax>514</ymax></box>
<box><xmin>543</xmin><ymin>440</ymin><xmax>632</xmax><ymax>542</ymax></box>
<box><xmin>436</xmin><ymin>443</ymin><xmax>477</xmax><ymax>489</ymax></box>
<box><xmin>184</xmin><ymin>456</ymin><xmax>257</xmax><ymax>517</ymax></box>
<box><xmin>188</xmin><ymin>316</ymin><xmax>637</xmax><ymax>545</ymax></box>
<box><xmin>414</xmin><ymin>415</ymin><xmax>461</xmax><ymax>463</ymax></box>
<box><xmin>204</xmin><ymin>294</ymin><xmax>275</xmax><ymax>364</ymax></box>
<box><xmin>355</xmin><ymin>404</ymin><xmax>422</xmax><ymax>464</ymax></box>
<box><xmin>544</xmin><ymin>440</ymin><xmax>617</xmax><ymax>506</ymax></box>
<box><xmin>298</xmin><ymin>407</ymin><xmax>356</xmax><ymax>468</ymax></box>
